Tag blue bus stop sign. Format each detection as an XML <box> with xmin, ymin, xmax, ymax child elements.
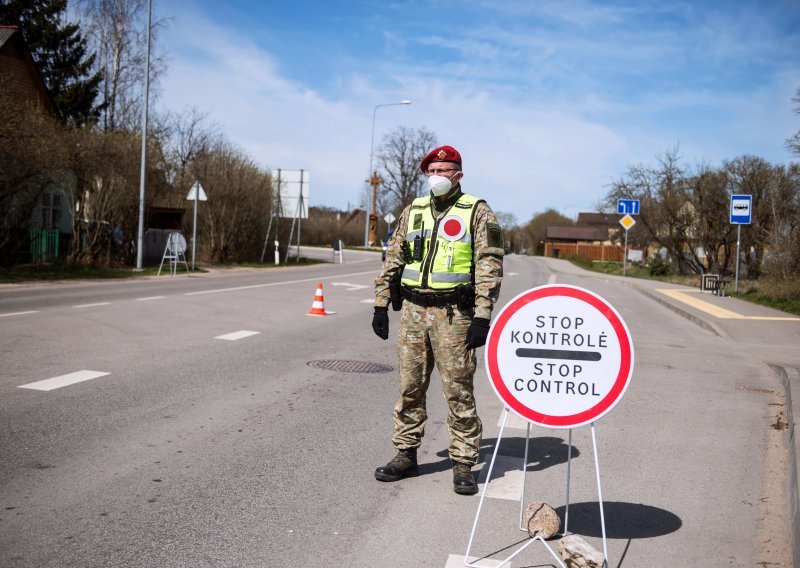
<box><xmin>730</xmin><ymin>194</ymin><xmax>752</xmax><ymax>224</ymax></box>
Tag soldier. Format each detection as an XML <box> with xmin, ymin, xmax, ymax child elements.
<box><xmin>371</xmin><ymin>145</ymin><xmax>504</xmax><ymax>495</ymax></box>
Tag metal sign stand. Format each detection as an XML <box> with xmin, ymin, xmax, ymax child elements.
<box><xmin>464</xmin><ymin>408</ymin><xmax>609</xmax><ymax>568</ymax></box>
<box><xmin>285</xmin><ymin>170</ymin><xmax>306</xmax><ymax>262</ymax></box>
<box><xmin>157</xmin><ymin>232</ymin><xmax>189</xmax><ymax>277</ymax></box>
<box><xmin>261</xmin><ymin>170</ymin><xmax>284</xmax><ymax>264</ymax></box>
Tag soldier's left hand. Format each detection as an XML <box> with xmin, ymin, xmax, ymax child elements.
<box><xmin>372</xmin><ymin>306</ymin><xmax>390</xmax><ymax>340</ymax></box>
<box><xmin>466</xmin><ymin>317</ymin><xmax>490</xmax><ymax>349</ymax></box>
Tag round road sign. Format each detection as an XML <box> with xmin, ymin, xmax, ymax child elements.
<box><xmin>485</xmin><ymin>284</ymin><xmax>634</xmax><ymax>428</ymax></box>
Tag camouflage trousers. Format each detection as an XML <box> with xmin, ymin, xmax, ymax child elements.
<box><xmin>392</xmin><ymin>299</ymin><xmax>482</xmax><ymax>465</ymax></box>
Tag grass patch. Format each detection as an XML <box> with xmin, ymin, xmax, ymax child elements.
<box><xmin>0</xmin><ymin>264</ymin><xmax>162</xmax><ymax>283</ymax></box>
<box><xmin>731</xmin><ymin>277</ymin><xmax>800</xmax><ymax>316</ymax></box>
<box><xmin>566</xmin><ymin>256</ymin><xmax>698</xmax><ymax>285</ymax></box>
<box><xmin>567</xmin><ymin>257</ymin><xmax>799</xmax><ymax>315</ymax></box>
<box><xmin>0</xmin><ymin>257</ymin><xmax>323</xmax><ymax>283</ymax></box>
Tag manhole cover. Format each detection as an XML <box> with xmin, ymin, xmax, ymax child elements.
<box><xmin>307</xmin><ymin>360</ymin><xmax>394</xmax><ymax>374</ymax></box>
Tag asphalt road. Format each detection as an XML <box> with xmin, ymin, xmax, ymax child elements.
<box><xmin>0</xmin><ymin>251</ymin><xmax>796</xmax><ymax>567</ymax></box>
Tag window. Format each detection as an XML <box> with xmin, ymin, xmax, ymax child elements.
<box><xmin>40</xmin><ymin>192</ymin><xmax>62</xmax><ymax>230</ymax></box>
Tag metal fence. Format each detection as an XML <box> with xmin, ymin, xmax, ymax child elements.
<box><xmin>29</xmin><ymin>228</ymin><xmax>60</xmax><ymax>262</ymax></box>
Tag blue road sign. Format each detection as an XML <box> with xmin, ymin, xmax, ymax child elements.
<box><xmin>730</xmin><ymin>194</ymin><xmax>752</xmax><ymax>224</ymax></box>
<box><xmin>617</xmin><ymin>199</ymin><xmax>640</xmax><ymax>215</ymax></box>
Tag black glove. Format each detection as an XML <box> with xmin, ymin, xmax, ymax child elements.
<box><xmin>466</xmin><ymin>317</ymin><xmax>490</xmax><ymax>349</ymax></box>
<box><xmin>372</xmin><ymin>306</ymin><xmax>389</xmax><ymax>340</ymax></box>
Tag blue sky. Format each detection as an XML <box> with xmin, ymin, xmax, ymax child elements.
<box><xmin>155</xmin><ymin>0</ymin><xmax>800</xmax><ymax>222</ymax></box>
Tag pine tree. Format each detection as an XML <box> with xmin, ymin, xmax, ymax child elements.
<box><xmin>0</xmin><ymin>0</ymin><xmax>103</xmax><ymax>127</ymax></box>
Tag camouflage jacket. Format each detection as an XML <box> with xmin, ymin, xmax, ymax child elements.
<box><xmin>374</xmin><ymin>188</ymin><xmax>504</xmax><ymax>320</ymax></box>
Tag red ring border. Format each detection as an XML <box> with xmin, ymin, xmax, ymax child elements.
<box><xmin>486</xmin><ymin>285</ymin><xmax>633</xmax><ymax>428</ymax></box>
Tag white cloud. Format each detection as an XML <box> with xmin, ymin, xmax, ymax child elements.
<box><xmin>156</xmin><ymin>2</ymin><xmax>800</xmax><ymax>224</ymax></box>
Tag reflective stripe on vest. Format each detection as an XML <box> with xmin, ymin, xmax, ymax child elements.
<box><xmin>401</xmin><ymin>193</ymin><xmax>481</xmax><ymax>290</ymax></box>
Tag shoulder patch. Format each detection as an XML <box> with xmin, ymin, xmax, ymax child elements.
<box><xmin>487</xmin><ymin>222</ymin><xmax>503</xmax><ymax>248</ymax></box>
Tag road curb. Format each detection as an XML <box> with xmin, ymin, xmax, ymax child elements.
<box><xmin>769</xmin><ymin>364</ymin><xmax>800</xmax><ymax>568</ymax></box>
<box><xmin>624</xmin><ymin>281</ymin><xmax>728</xmax><ymax>339</ymax></box>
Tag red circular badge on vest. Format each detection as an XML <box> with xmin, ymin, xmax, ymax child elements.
<box><xmin>440</xmin><ymin>215</ymin><xmax>466</xmax><ymax>242</ymax></box>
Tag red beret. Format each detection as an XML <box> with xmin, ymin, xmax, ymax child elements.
<box><xmin>420</xmin><ymin>145</ymin><xmax>462</xmax><ymax>173</ymax></box>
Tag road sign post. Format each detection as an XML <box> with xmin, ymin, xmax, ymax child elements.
<box><xmin>186</xmin><ymin>182</ymin><xmax>207</xmax><ymax>270</ymax></box>
<box><xmin>618</xmin><ymin>214</ymin><xmax>636</xmax><ymax>276</ymax></box>
<box><xmin>729</xmin><ymin>195</ymin><xmax>752</xmax><ymax>293</ymax></box>
<box><xmin>466</xmin><ymin>285</ymin><xmax>634</xmax><ymax>568</ymax></box>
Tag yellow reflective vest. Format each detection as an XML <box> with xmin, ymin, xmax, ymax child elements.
<box><xmin>401</xmin><ymin>193</ymin><xmax>483</xmax><ymax>290</ymax></box>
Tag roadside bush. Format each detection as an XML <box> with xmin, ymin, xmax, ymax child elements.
<box><xmin>648</xmin><ymin>254</ymin><xmax>671</xmax><ymax>276</ymax></box>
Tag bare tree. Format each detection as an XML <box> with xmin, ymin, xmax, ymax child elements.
<box><xmin>724</xmin><ymin>155</ymin><xmax>773</xmax><ymax>279</ymax></box>
<box><xmin>79</xmin><ymin>0</ymin><xmax>167</xmax><ymax>131</ymax></box>
<box><xmin>0</xmin><ymin>86</ymin><xmax>69</xmax><ymax>266</ymax></box>
<box><xmin>163</xmin><ymin>107</ymin><xmax>219</xmax><ymax>190</ymax></box>
<box><xmin>685</xmin><ymin>164</ymin><xmax>733</xmax><ymax>273</ymax></box>
<box><xmin>375</xmin><ymin>126</ymin><xmax>437</xmax><ymax>216</ymax></box>
<box><xmin>786</xmin><ymin>87</ymin><xmax>800</xmax><ymax>158</ymax></box>
<box><xmin>188</xmin><ymin>137</ymin><xmax>272</xmax><ymax>263</ymax></box>
<box><xmin>608</xmin><ymin>148</ymin><xmax>702</xmax><ymax>273</ymax></box>
<box><xmin>67</xmin><ymin>127</ymin><xmax>166</xmax><ymax>266</ymax></box>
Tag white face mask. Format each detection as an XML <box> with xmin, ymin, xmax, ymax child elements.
<box><xmin>428</xmin><ymin>174</ymin><xmax>454</xmax><ymax>196</ymax></box>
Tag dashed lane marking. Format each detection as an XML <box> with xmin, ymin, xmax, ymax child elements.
<box><xmin>136</xmin><ymin>296</ymin><xmax>165</xmax><ymax>301</ymax></box>
<box><xmin>73</xmin><ymin>302</ymin><xmax>111</xmax><ymax>309</ymax></box>
<box><xmin>331</xmin><ymin>282</ymin><xmax>368</xmax><ymax>291</ymax></box>
<box><xmin>657</xmin><ymin>288</ymin><xmax>800</xmax><ymax>321</ymax></box>
<box><xmin>18</xmin><ymin>370</ymin><xmax>110</xmax><ymax>391</ymax></box>
<box><xmin>184</xmin><ymin>270</ymin><xmax>376</xmax><ymax>296</ymax></box>
<box><xmin>360</xmin><ymin>299</ymin><xmax>374</xmax><ymax>304</ymax></box>
<box><xmin>0</xmin><ymin>310</ymin><xmax>40</xmax><ymax>318</ymax></box>
<box><xmin>547</xmin><ymin>274</ymin><xmax>557</xmax><ymax>284</ymax></box>
<box><xmin>214</xmin><ymin>330</ymin><xmax>260</xmax><ymax>341</ymax></box>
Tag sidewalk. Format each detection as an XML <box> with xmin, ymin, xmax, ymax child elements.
<box><xmin>541</xmin><ymin>256</ymin><xmax>800</xmax><ymax>565</ymax></box>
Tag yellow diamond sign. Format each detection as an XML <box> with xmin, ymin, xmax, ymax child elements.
<box><xmin>619</xmin><ymin>214</ymin><xmax>636</xmax><ymax>231</ymax></box>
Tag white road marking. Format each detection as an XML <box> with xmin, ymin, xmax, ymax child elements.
<box><xmin>497</xmin><ymin>412</ymin><xmax>532</xmax><ymax>430</ymax></box>
<box><xmin>136</xmin><ymin>296</ymin><xmax>165</xmax><ymax>301</ymax></box>
<box><xmin>331</xmin><ymin>282</ymin><xmax>368</xmax><ymax>291</ymax></box>
<box><xmin>0</xmin><ymin>310</ymin><xmax>40</xmax><ymax>318</ymax></box>
<box><xmin>360</xmin><ymin>299</ymin><xmax>374</xmax><ymax>304</ymax></box>
<box><xmin>477</xmin><ymin>454</ymin><xmax>528</xmax><ymax>501</ymax></box>
<box><xmin>18</xmin><ymin>370</ymin><xmax>110</xmax><ymax>391</ymax></box>
<box><xmin>547</xmin><ymin>274</ymin><xmax>557</xmax><ymax>284</ymax></box>
<box><xmin>446</xmin><ymin>554</ymin><xmax>506</xmax><ymax>567</ymax></box>
<box><xmin>507</xmin><ymin>272</ymin><xmax>519</xmax><ymax>276</ymax></box>
<box><xmin>214</xmin><ymin>330</ymin><xmax>261</xmax><ymax>341</ymax></box>
<box><xmin>74</xmin><ymin>302</ymin><xmax>111</xmax><ymax>309</ymax></box>
<box><xmin>185</xmin><ymin>270</ymin><xmax>376</xmax><ymax>296</ymax></box>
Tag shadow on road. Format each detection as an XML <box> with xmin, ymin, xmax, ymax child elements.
<box><xmin>555</xmin><ymin>501</ymin><xmax>682</xmax><ymax>539</ymax></box>
<box><xmin>422</xmin><ymin>436</ymin><xmax>578</xmax><ymax>477</ymax></box>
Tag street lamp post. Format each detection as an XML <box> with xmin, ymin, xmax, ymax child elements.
<box><xmin>364</xmin><ymin>99</ymin><xmax>411</xmax><ymax>247</ymax></box>
<box><xmin>135</xmin><ymin>0</ymin><xmax>152</xmax><ymax>270</ymax></box>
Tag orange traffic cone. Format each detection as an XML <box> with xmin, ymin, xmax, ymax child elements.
<box><xmin>307</xmin><ymin>282</ymin><xmax>330</xmax><ymax>316</ymax></box>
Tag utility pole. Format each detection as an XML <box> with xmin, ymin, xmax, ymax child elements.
<box><xmin>368</xmin><ymin>172</ymin><xmax>382</xmax><ymax>246</ymax></box>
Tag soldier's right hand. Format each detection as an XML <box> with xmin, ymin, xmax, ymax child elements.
<box><xmin>372</xmin><ymin>306</ymin><xmax>390</xmax><ymax>340</ymax></box>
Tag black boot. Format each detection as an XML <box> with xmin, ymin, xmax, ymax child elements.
<box><xmin>453</xmin><ymin>462</ymin><xmax>478</xmax><ymax>495</ymax></box>
<box><xmin>375</xmin><ymin>448</ymin><xmax>419</xmax><ymax>482</ymax></box>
